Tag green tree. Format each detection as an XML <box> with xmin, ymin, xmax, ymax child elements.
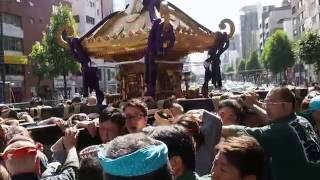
<box><xmin>44</xmin><ymin>4</ymin><xmax>79</xmax><ymax>98</ymax></box>
<box><xmin>237</xmin><ymin>60</ymin><xmax>246</xmax><ymax>72</ymax></box>
<box><xmin>29</xmin><ymin>41</ymin><xmax>51</xmax><ymax>91</ymax></box>
<box><xmin>226</xmin><ymin>66</ymin><xmax>234</xmax><ymax>72</ymax></box>
<box><xmin>246</xmin><ymin>51</ymin><xmax>261</xmax><ymax>71</ymax></box>
<box><xmin>295</xmin><ymin>31</ymin><xmax>320</xmax><ymax>72</ymax></box>
<box><xmin>237</xmin><ymin>60</ymin><xmax>246</xmax><ymax>81</ymax></box>
<box><xmin>261</xmin><ymin>30</ymin><xmax>294</xmax><ymax>81</ymax></box>
<box><xmin>246</xmin><ymin>51</ymin><xmax>261</xmax><ymax>84</ymax></box>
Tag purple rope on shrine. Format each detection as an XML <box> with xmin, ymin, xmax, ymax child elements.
<box><xmin>68</xmin><ymin>11</ymin><xmax>121</xmax><ymax>65</ymax></box>
<box><xmin>144</xmin><ymin>1</ymin><xmax>175</xmax><ymax>97</ymax></box>
<box><xmin>143</xmin><ymin>0</ymin><xmax>161</xmax><ymax>23</ymax></box>
<box><xmin>66</xmin><ymin>12</ymin><xmax>119</xmax><ymax>111</ymax></box>
<box><xmin>68</xmin><ymin>38</ymin><xmax>90</xmax><ymax>66</ymax></box>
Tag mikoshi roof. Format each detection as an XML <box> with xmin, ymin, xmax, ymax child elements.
<box><xmin>57</xmin><ymin>0</ymin><xmax>235</xmax><ymax>62</ymax></box>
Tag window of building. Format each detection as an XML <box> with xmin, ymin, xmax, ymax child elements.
<box><xmin>319</xmin><ymin>0</ymin><xmax>320</xmax><ymax>5</ymax></box>
<box><xmin>28</xmin><ymin>1</ymin><xmax>34</xmax><ymax>7</ymax></box>
<box><xmin>312</xmin><ymin>15</ymin><xmax>317</xmax><ymax>24</ymax></box>
<box><xmin>5</xmin><ymin>65</ymin><xmax>23</xmax><ymax>75</ymax></box>
<box><xmin>39</xmin><ymin>18</ymin><xmax>43</xmax><ymax>24</ymax></box>
<box><xmin>298</xmin><ymin>12</ymin><xmax>304</xmax><ymax>21</ymax></box>
<box><xmin>299</xmin><ymin>24</ymin><xmax>305</xmax><ymax>33</ymax></box>
<box><xmin>86</xmin><ymin>16</ymin><xmax>95</xmax><ymax>25</ymax></box>
<box><xmin>2</xmin><ymin>13</ymin><xmax>21</xmax><ymax>27</ymax></box>
<box><xmin>293</xmin><ymin>18</ymin><xmax>297</xmax><ymax>25</ymax></box>
<box><xmin>292</xmin><ymin>6</ymin><xmax>296</xmax><ymax>14</ymax></box>
<box><xmin>52</xmin><ymin>5</ymin><xmax>58</xmax><ymax>14</ymax></box>
<box><xmin>73</xmin><ymin>15</ymin><xmax>80</xmax><ymax>23</ymax></box>
<box><xmin>298</xmin><ymin>0</ymin><xmax>303</xmax><ymax>9</ymax></box>
<box><xmin>294</xmin><ymin>30</ymin><xmax>298</xmax><ymax>36</ymax></box>
<box><xmin>29</xmin><ymin>17</ymin><xmax>34</xmax><ymax>24</ymax></box>
<box><xmin>97</xmin><ymin>9</ymin><xmax>100</xmax><ymax>16</ymax></box>
<box><xmin>89</xmin><ymin>1</ymin><xmax>95</xmax><ymax>7</ymax></box>
<box><xmin>265</xmin><ymin>22</ymin><xmax>269</xmax><ymax>29</ymax></box>
<box><xmin>3</xmin><ymin>36</ymin><xmax>23</xmax><ymax>52</ymax></box>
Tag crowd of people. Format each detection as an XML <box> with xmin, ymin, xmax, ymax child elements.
<box><xmin>0</xmin><ymin>86</ymin><xmax>319</xmax><ymax>180</ymax></box>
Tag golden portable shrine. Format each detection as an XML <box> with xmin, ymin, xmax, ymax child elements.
<box><xmin>56</xmin><ymin>0</ymin><xmax>235</xmax><ymax>102</ymax></box>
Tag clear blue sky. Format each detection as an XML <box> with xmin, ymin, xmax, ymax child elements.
<box><xmin>168</xmin><ymin>0</ymin><xmax>284</xmax><ymax>33</ymax></box>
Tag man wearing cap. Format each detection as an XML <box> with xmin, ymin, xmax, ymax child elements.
<box><xmin>307</xmin><ymin>95</ymin><xmax>320</xmax><ymax>138</ymax></box>
<box><xmin>98</xmin><ymin>133</ymin><xmax>173</xmax><ymax>180</ymax></box>
<box><xmin>2</xmin><ymin>128</ymin><xmax>79</xmax><ymax>180</ymax></box>
<box><xmin>223</xmin><ymin>87</ymin><xmax>320</xmax><ymax>180</ymax></box>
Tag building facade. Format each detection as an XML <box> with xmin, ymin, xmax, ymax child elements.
<box><xmin>240</xmin><ymin>5</ymin><xmax>259</xmax><ymax>59</ymax></box>
<box><xmin>0</xmin><ymin>0</ymin><xmax>70</xmax><ymax>102</ymax></box>
<box><xmin>258</xmin><ymin>1</ymin><xmax>291</xmax><ymax>51</ymax></box>
<box><xmin>291</xmin><ymin>0</ymin><xmax>307</xmax><ymax>38</ymax></box>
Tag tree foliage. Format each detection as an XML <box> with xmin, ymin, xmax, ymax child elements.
<box><xmin>295</xmin><ymin>31</ymin><xmax>320</xmax><ymax>71</ymax></box>
<box><xmin>237</xmin><ymin>60</ymin><xmax>246</xmax><ymax>73</ymax></box>
<box><xmin>45</xmin><ymin>4</ymin><xmax>79</xmax><ymax>77</ymax></box>
<box><xmin>226</xmin><ymin>66</ymin><xmax>234</xmax><ymax>72</ymax></box>
<box><xmin>29</xmin><ymin>41</ymin><xmax>51</xmax><ymax>85</ymax></box>
<box><xmin>261</xmin><ymin>30</ymin><xmax>295</xmax><ymax>74</ymax></box>
<box><xmin>29</xmin><ymin>4</ymin><xmax>79</xmax><ymax>98</ymax></box>
<box><xmin>246</xmin><ymin>51</ymin><xmax>261</xmax><ymax>71</ymax></box>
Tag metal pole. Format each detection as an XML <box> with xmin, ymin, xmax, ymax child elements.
<box><xmin>0</xmin><ymin>20</ymin><xmax>6</xmax><ymax>103</ymax></box>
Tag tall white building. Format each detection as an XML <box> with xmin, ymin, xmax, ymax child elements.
<box><xmin>240</xmin><ymin>5</ymin><xmax>259</xmax><ymax>59</ymax></box>
<box><xmin>101</xmin><ymin>0</ymin><xmax>128</xmax><ymax>18</ymax></box>
<box><xmin>69</xmin><ymin>0</ymin><xmax>102</xmax><ymax>36</ymax></box>
<box><xmin>258</xmin><ymin>1</ymin><xmax>291</xmax><ymax>51</ymax></box>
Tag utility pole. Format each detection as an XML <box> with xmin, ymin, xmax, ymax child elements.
<box><xmin>0</xmin><ymin>18</ymin><xmax>6</xmax><ymax>103</ymax></box>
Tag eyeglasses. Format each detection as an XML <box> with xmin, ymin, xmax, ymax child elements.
<box><xmin>125</xmin><ymin>114</ymin><xmax>145</xmax><ymax>121</ymax></box>
<box><xmin>263</xmin><ymin>100</ymin><xmax>289</xmax><ymax>108</ymax></box>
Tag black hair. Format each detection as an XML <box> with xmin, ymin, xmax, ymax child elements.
<box><xmin>30</xmin><ymin>97</ymin><xmax>43</xmax><ymax>107</ymax></box>
<box><xmin>71</xmin><ymin>97</ymin><xmax>82</xmax><ymax>104</ymax></box>
<box><xmin>8</xmin><ymin>110</ymin><xmax>18</xmax><ymax>119</ymax></box>
<box><xmin>79</xmin><ymin>157</ymin><xmax>103</xmax><ymax>180</ymax></box>
<box><xmin>123</xmin><ymin>99</ymin><xmax>148</xmax><ymax>117</ymax></box>
<box><xmin>146</xmin><ymin>125</ymin><xmax>196</xmax><ymax>172</ymax></box>
<box><xmin>176</xmin><ymin>115</ymin><xmax>205</xmax><ymax>149</ymax></box>
<box><xmin>271</xmin><ymin>87</ymin><xmax>296</xmax><ymax>109</ymax></box>
<box><xmin>216</xmin><ymin>136</ymin><xmax>266</xmax><ymax>179</ymax></box>
<box><xmin>99</xmin><ymin>107</ymin><xmax>125</xmax><ymax>130</ymax></box>
<box><xmin>218</xmin><ymin>99</ymin><xmax>244</xmax><ymax>124</ymax></box>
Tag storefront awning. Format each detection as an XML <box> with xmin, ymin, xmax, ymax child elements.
<box><xmin>4</xmin><ymin>55</ymin><xmax>28</xmax><ymax>65</ymax></box>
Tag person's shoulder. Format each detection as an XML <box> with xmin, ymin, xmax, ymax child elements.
<box><xmin>199</xmin><ymin>174</ymin><xmax>212</xmax><ymax>180</ymax></box>
<box><xmin>295</xmin><ymin>114</ymin><xmax>312</xmax><ymax>123</ymax></box>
